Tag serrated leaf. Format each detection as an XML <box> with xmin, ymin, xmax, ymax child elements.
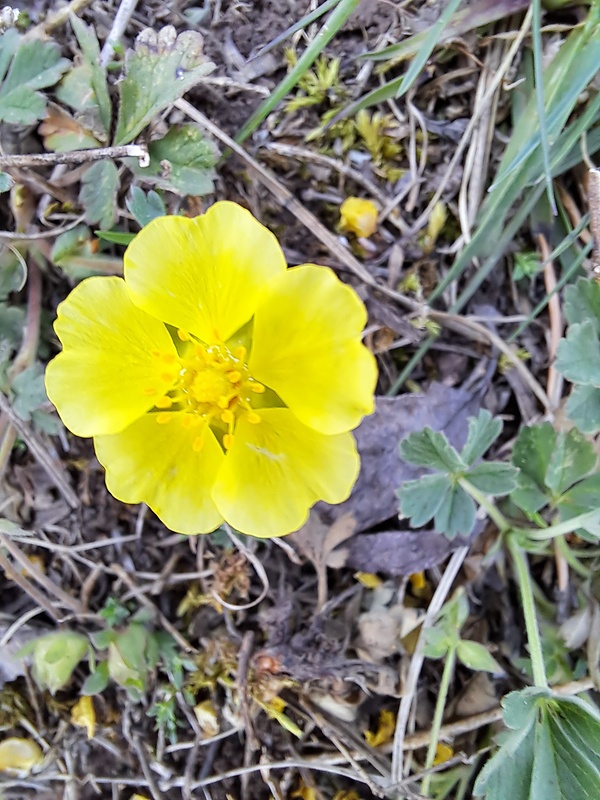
<box><xmin>565</xmin><ymin>384</ymin><xmax>600</xmax><ymax>433</ymax></box>
<box><xmin>114</xmin><ymin>26</ymin><xmax>214</xmax><ymax>146</ymax></box>
<box><xmin>563</xmin><ymin>277</ymin><xmax>600</xmax><ymax>329</ymax></box>
<box><xmin>129</xmin><ymin>125</ymin><xmax>217</xmax><ymax>196</ymax></box>
<box><xmin>423</xmin><ymin>626</ymin><xmax>451</xmax><ymax>659</ymax></box>
<box><xmin>456</xmin><ymin>640</ymin><xmax>503</xmax><ymax>673</ymax></box>
<box><xmin>38</xmin><ymin>103</ymin><xmax>101</xmax><ymax>152</ymax></box>
<box><xmin>398</xmin><ymin>473</ymin><xmax>451</xmax><ymax>527</ymax></box>
<box><xmin>556</xmin><ymin>319</ymin><xmax>600</xmax><ymax>385</ymax></box>
<box><xmin>511</xmin><ymin>473</ymin><xmax>549</xmax><ymax>515</ymax></box>
<box><xmin>0</xmin><ymin>30</ymin><xmax>70</xmax><ymax>124</ymax></box>
<box><xmin>79</xmin><ymin>160</ymin><xmax>119</xmax><ymax>230</ymax></box>
<box><xmin>474</xmin><ymin>691</ymin><xmax>600</xmax><ymax>799</ymax></box>
<box><xmin>467</xmin><ymin>462</ymin><xmax>519</xmax><ymax>495</ymax></box>
<box><xmin>435</xmin><ymin>483</ymin><xmax>476</xmax><ymax>539</ymax></box>
<box><xmin>545</xmin><ymin>428</ymin><xmax>596</xmax><ymax>495</ymax></box>
<box><xmin>126</xmin><ymin>186</ymin><xmax>166</xmax><ymax>227</ymax></box>
<box><xmin>558</xmin><ymin>472</ymin><xmax>600</xmax><ymax>539</ymax></box>
<box><xmin>70</xmin><ymin>15</ymin><xmax>111</xmax><ymax>133</ymax></box>
<box><xmin>11</xmin><ymin>364</ymin><xmax>48</xmax><ymax>422</ymax></box>
<box><xmin>399</xmin><ymin>428</ymin><xmax>465</xmax><ymax>473</ymax></box>
<box><xmin>460</xmin><ymin>410</ymin><xmax>503</xmax><ymax>465</ymax></box>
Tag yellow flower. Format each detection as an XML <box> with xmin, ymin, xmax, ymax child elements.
<box><xmin>340</xmin><ymin>197</ymin><xmax>378</xmax><ymax>238</ymax></box>
<box><xmin>46</xmin><ymin>202</ymin><xmax>376</xmax><ymax>538</ymax></box>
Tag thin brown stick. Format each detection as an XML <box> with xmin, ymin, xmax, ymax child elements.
<box><xmin>29</xmin><ymin>0</ymin><xmax>94</xmax><ymax>35</ymax></box>
<box><xmin>0</xmin><ymin>392</ymin><xmax>80</xmax><ymax>508</ymax></box>
<box><xmin>0</xmin><ymin>547</ymin><xmax>61</xmax><ymax>622</ymax></box>
<box><xmin>0</xmin><ymin>144</ymin><xmax>148</xmax><ymax>170</ymax></box>
<box><xmin>0</xmin><ymin>533</ymin><xmax>85</xmax><ymax>614</ymax></box>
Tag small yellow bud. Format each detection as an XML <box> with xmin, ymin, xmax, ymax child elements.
<box><xmin>340</xmin><ymin>197</ymin><xmax>378</xmax><ymax>238</ymax></box>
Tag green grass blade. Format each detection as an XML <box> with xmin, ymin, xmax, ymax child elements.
<box><xmin>532</xmin><ymin>0</ymin><xmax>555</xmax><ymax>213</ymax></box>
<box><xmin>250</xmin><ymin>0</ymin><xmax>339</xmax><ymax>61</ymax></box>
<box><xmin>363</xmin><ymin>0</ymin><xmax>530</xmax><ymax>63</ymax></box>
<box><xmin>327</xmin><ymin>0</ymin><xmax>463</xmax><ymax>123</ymax></box>
<box><xmin>235</xmin><ymin>0</ymin><xmax>360</xmax><ymax>144</ymax></box>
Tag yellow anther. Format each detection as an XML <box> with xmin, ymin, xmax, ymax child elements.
<box><xmin>246</xmin><ymin>410</ymin><xmax>261</xmax><ymax>424</ymax></box>
<box><xmin>221</xmin><ymin>409</ymin><xmax>234</xmax><ymax>425</ymax></box>
<box><xmin>156</xmin><ymin>412</ymin><xmax>172</xmax><ymax>425</ymax></box>
<box><xmin>143</xmin><ymin>387</ymin><xmax>158</xmax><ymax>396</ymax></box>
<box><xmin>227</xmin><ymin>370</ymin><xmax>242</xmax><ymax>384</ymax></box>
<box><xmin>181</xmin><ymin>415</ymin><xmax>193</xmax><ymax>428</ymax></box>
<box><xmin>217</xmin><ymin>395</ymin><xmax>231</xmax><ymax>409</ymax></box>
<box><xmin>251</xmin><ymin>382</ymin><xmax>265</xmax><ymax>394</ymax></box>
<box><xmin>177</xmin><ymin>329</ymin><xmax>191</xmax><ymax>341</ymax></box>
<box><xmin>162</xmin><ymin>353</ymin><xmax>177</xmax><ymax>364</ymax></box>
<box><xmin>223</xmin><ymin>433</ymin><xmax>234</xmax><ymax>450</ymax></box>
<box><xmin>161</xmin><ymin>372</ymin><xmax>177</xmax><ymax>384</ymax></box>
<box><xmin>235</xmin><ymin>345</ymin><xmax>247</xmax><ymax>361</ymax></box>
<box><xmin>192</xmin><ymin>436</ymin><xmax>204</xmax><ymax>453</ymax></box>
<box><xmin>155</xmin><ymin>396</ymin><xmax>173</xmax><ymax>409</ymax></box>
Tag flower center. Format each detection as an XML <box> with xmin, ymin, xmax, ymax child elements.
<box><xmin>149</xmin><ymin>331</ymin><xmax>264</xmax><ymax>452</ymax></box>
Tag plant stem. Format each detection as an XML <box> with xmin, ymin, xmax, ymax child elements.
<box><xmin>508</xmin><ymin>537</ymin><xmax>548</xmax><ymax>689</ymax></box>
<box><xmin>459</xmin><ymin>477</ymin><xmax>511</xmax><ymax>532</ymax></box>
<box><xmin>422</xmin><ymin>646</ymin><xmax>457</xmax><ymax>797</ymax></box>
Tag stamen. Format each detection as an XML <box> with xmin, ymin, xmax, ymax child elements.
<box><xmin>155</xmin><ymin>396</ymin><xmax>173</xmax><ymax>409</ymax></box>
<box><xmin>221</xmin><ymin>409</ymin><xmax>234</xmax><ymax>425</ymax></box>
<box><xmin>251</xmin><ymin>383</ymin><xmax>266</xmax><ymax>394</ymax></box>
<box><xmin>223</xmin><ymin>433</ymin><xmax>234</xmax><ymax>450</ymax></box>
<box><xmin>227</xmin><ymin>370</ymin><xmax>242</xmax><ymax>383</ymax></box>
<box><xmin>161</xmin><ymin>372</ymin><xmax>177</xmax><ymax>383</ymax></box>
<box><xmin>181</xmin><ymin>415</ymin><xmax>193</xmax><ymax>428</ymax></box>
<box><xmin>217</xmin><ymin>395</ymin><xmax>231</xmax><ymax>410</ymax></box>
<box><xmin>156</xmin><ymin>412</ymin><xmax>172</xmax><ymax>425</ymax></box>
<box><xmin>143</xmin><ymin>387</ymin><xmax>158</xmax><ymax>396</ymax></box>
<box><xmin>177</xmin><ymin>329</ymin><xmax>191</xmax><ymax>341</ymax></box>
<box><xmin>246</xmin><ymin>410</ymin><xmax>261</xmax><ymax>424</ymax></box>
<box><xmin>235</xmin><ymin>346</ymin><xmax>246</xmax><ymax>361</ymax></box>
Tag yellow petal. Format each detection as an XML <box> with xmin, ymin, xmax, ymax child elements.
<box><xmin>340</xmin><ymin>197</ymin><xmax>378</xmax><ymax>238</ymax></box>
<box><xmin>212</xmin><ymin>408</ymin><xmax>359</xmax><ymax>538</ymax></box>
<box><xmin>249</xmin><ymin>265</ymin><xmax>377</xmax><ymax>435</ymax></box>
<box><xmin>46</xmin><ymin>276</ymin><xmax>178</xmax><ymax>437</ymax></box>
<box><xmin>94</xmin><ymin>413</ymin><xmax>225</xmax><ymax>534</ymax></box>
<box><xmin>434</xmin><ymin>742</ymin><xmax>454</xmax><ymax>765</ymax></box>
<box><xmin>124</xmin><ymin>202</ymin><xmax>286</xmax><ymax>343</ymax></box>
<box><xmin>71</xmin><ymin>695</ymin><xmax>96</xmax><ymax>739</ymax></box>
<box><xmin>364</xmin><ymin>708</ymin><xmax>396</xmax><ymax>747</ymax></box>
<box><xmin>0</xmin><ymin>738</ymin><xmax>43</xmax><ymax>773</ymax></box>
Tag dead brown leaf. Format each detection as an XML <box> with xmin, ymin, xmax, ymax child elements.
<box><xmin>289</xmin><ymin>512</ymin><xmax>357</xmax><ymax>610</ymax></box>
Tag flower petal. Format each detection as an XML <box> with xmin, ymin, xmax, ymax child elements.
<box><xmin>45</xmin><ymin>277</ymin><xmax>178</xmax><ymax>437</ymax></box>
<box><xmin>95</xmin><ymin>413</ymin><xmax>225</xmax><ymax>534</ymax></box>
<box><xmin>249</xmin><ymin>265</ymin><xmax>377</xmax><ymax>434</ymax></box>
<box><xmin>212</xmin><ymin>408</ymin><xmax>359</xmax><ymax>538</ymax></box>
<box><xmin>124</xmin><ymin>202</ymin><xmax>287</xmax><ymax>343</ymax></box>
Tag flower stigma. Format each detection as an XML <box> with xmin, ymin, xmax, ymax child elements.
<box><xmin>150</xmin><ymin>335</ymin><xmax>265</xmax><ymax>451</ymax></box>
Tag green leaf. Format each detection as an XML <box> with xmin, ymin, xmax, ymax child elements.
<box><xmin>30</xmin><ymin>631</ymin><xmax>88</xmax><ymax>695</ymax></box>
<box><xmin>398</xmin><ymin>473</ymin><xmax>451</xmax><ymax>528</ymax></box>
<box><xmin>94</xmin><ymin>230</ymin><xmax>136</xmax><ymax>246</ymax></box>
<box><xmin>81</xmin><ymin>661</ymin><xmax>110</xmax><ymax>695</ymax></box>
<box><xmin>512</xmin><ymin>423</ymin><xmax>556</xmax><ymax>491</ymax></box>
<box><xmin>460</xmin><ymin>410</ymin><xmax>503</xmax><ymax>465</ymax></box>
<box><xmin>114</xmin><ymin>26</ymin><xmax>214</xmax><ymax>146</ymax></box>
<box><xmin>467</xmin><ymin>462</ymin><xmax>519</xmax><ymax>495</ymax></box>
<box><xmin>399</xmin><ymin>428</ymin><xmax>465</xmax><ymax>473</ymax></box>
<box><xmin>565</xmin><ymin>385</ymin><xmax>600</xmax><ymax>434</ymax></box>
<box><xmin>0</xmin><ymin>29</ymin><xmax>70</xmax><ymax>124</ymax></box>
<box><xmin>70</xmin><ymin>15</ymin><xmax>111</xmax><ymax>133</ymax></box>
<box><xmin>456</xmin><ymin>640</ymin><xmax>503</xmax><ymax>673</ymax></box>
<box><xmin>11</xmin><ymin>364</ymin><xmax>48</xmax><ymax>423</ymax></box>
<box><xmin>423</xmin><ymin>626</ymin><xmax>451</xmax><ymax>659</ymax></box>
<box><xmin>128</xmin><ymin>125</ymin><xmax>217</xmax><ymax>196</ymax></box>
<box><xmin>435</xmin><ymin>484</ymin><xmax>476</xmax><ymax>539</ymax></box>
<box><xmin>544</xmin><ymin>429</ymin><xmax>596</xmax><ymax>496</ymax></box>
<box><xmin>126</xmin><ymin>186</ymin><xmax>166</xmax><ymax>227</ymax></box>
<box><xmin>555</xmin><ymin>320</ymin><xmax>600</xmax><ymax>385</ymax></box>
<box><xmin>474</xmin><ymin>691</ymin><xmax>600</xmax><ymax>799</ymax></box>
<box><xmin>79</xmin><ymin>160</ymin><xmax>119</xmax><ymax>230</ymax></box>
<box><xmin>563</xmin><ymin>277</ymin><xmax>600</xmax><ymax>330</ymax></box>
<box><xmin>558</xmin><ymin>472</ymin><xmax>600</xmax><ymax>537</ymax></box>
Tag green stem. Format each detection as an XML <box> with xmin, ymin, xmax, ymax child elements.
<box><xmin>422</xmin><ymin>646</ymin><xmax>457</xmax><ymax>797</ymax></box>
<box><xmin>508</xmin><ymin>537</ymin><xmax>548</xmax><ymax>689</ymax></box>
<box><xmin>459</xmin><ymin>478</ymin><xmax>511</xmax><ymax>533</ymax></box>
<box><xmin>516</xmin><ymin>508</ymin><xmax>600</xmax><ymax>540</ymax></box>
